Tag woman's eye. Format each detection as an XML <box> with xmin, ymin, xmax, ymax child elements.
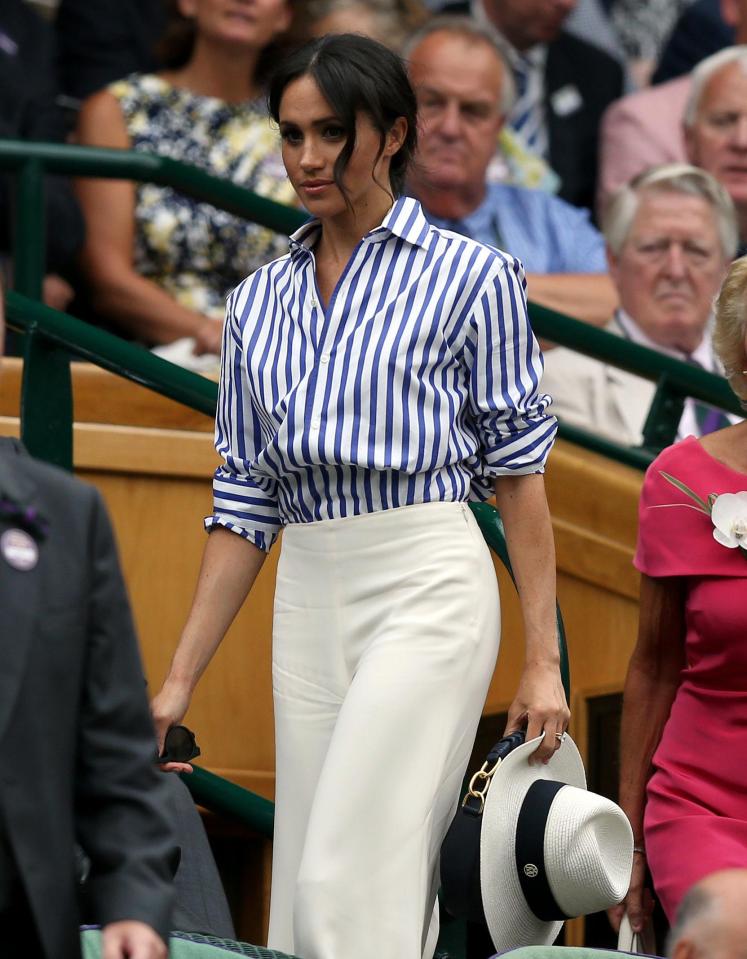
<box><xmin>323</xmin><ymin>125</ymin><xmax>346</xmax><ymax>140</ymax></box>
<box><xmin>280</xmin><ymin>128</ymin><xmax>302</xmax><ymax>144</ymax></box>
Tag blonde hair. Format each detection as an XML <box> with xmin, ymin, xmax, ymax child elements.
<box><xmin>714</xmin><ymin>256</ymin><xmax>747</xmax><ymax>407</ymax></box>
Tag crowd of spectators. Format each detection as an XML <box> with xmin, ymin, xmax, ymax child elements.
<box><xmin>0</xmin><ymin>0</ymin><xmax>743</xmax><ymax>432</ymax></box>
<box><xmin>2</xmin><ymin>2</ymin><xmax>747</xmax><ymax>956</ymax></box>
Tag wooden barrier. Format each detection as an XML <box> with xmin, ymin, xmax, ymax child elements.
<box><xmin>1</xmin><ymin>359</ymin><xmax>644</xmax><ymax>944</ymax></box>
<box><xmin>0</xmin><ymin>357</ymin><xmax>643</xmax><ymax>786</ymax></box>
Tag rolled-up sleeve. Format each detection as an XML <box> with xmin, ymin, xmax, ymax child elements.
<box><xmin>466</xmin><ymin>254</ymin><xmax>557</xmax><ymax>476</ymax></box>
<box><xmin>204</xmin><ymin>291</ymin><xmax>281</xmax><ymax>551</ymax></box>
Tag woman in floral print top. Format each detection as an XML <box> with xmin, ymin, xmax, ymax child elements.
<box><xmin>75</xmin><ymin>0</ymin><xmax>297</xmax><ymax>372</ymax></box>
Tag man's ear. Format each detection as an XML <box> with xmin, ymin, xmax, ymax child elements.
<box><xmin>683</xmin><ymin>122</ymin><xmax>698</xmax><ymax>164</ymax></box>
<box><xmin>274</xmin><ymin>1</ymin><xmax>293</xmax><ymax>37</ymax></box>
<box><xmin>385</xmin><ymin>117</ymin><xmax>409</xmax><ymax>157</ymax></box>
<box><xmin>672</xmin><ymin>937</ymin><xmax>697</xmax><ymax>959</ymax></box>
<box><xmin>606</xmin><ymin>244</ymin><xmax>620</xmax><ymax>286</ymax></box>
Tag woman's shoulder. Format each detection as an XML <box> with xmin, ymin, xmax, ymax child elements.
<box><xmin>107</xmin><ymin>72</ymin><xmax>166</xmax><ymax>102</ymax></box>
<box><xmin>427</xmin><ymin>220</ymin><xmax>527</xmax><ymax>292</ymax></box>
<box><xmin>643</xmin><ymin>435</ymin><xmax>747</xmax><ymax>503</ymax></box>
<box><xmin>635</xmin><ymin>436</ymin><xmax>747</xmax><ymax>578</ymax></box>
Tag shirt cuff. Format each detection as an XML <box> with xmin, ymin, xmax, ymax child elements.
<box><xmin>481</xmin><ymin>415</ymin><xmax>558</xmax><ymax>476</ymax></box>
<box><xmin>204</xmin><ymin>515</ymin><xmax>278</xmax><ymax>553</ymax></box>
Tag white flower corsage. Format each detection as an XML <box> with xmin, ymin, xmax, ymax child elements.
<box><xmin>659</xmin><ymin>471</ymin><xmax>747</xmax><ymax>559</ymax></box>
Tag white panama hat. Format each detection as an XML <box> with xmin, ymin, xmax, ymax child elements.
<box><xmin>480</xmin><ymin>733</ymin><xmax>633</xmax><ymax>953</ymax></box>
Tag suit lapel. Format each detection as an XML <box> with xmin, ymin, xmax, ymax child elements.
<box><xmin>602</xmin><ymin>320</ymin><xmax>656</xmax><ymax>445</ymax></box>
<box><xmin>0</xmin><ymin>439</ymin><xmax>42</xmax><ymax>742</ymax></box>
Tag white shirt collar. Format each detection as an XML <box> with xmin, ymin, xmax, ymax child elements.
<box><xmin>614</xmin><ymin>309</ymin><xmax>718</xmax><ymax>372</ymax></box>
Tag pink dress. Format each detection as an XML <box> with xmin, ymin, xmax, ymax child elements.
<box><xmin>634</xmin><ymin>436</ymin><xmax>747</xmax><ymax>920</ymax></box>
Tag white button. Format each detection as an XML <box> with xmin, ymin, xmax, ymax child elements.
<box><xmin>311</xmin><ymin>298</ymin><xmax>317</xmax><ymax>308</ymax></box>
<box><xmin>320</xmin><ymin>353</ymin><xmax>329</xmax><ymax>364</ymax></box>
<box><xmin>311</xmin><ymin>418</ymin><xmax>320</xmax><ymax>429</ymax></box>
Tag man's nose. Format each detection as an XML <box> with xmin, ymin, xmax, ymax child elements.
<box><xmin>662</xmin><ymin>243</ymin><xmax>687</xmax><ymax>278</ymax></box>
<box><xmin>437</xmin><ymin>102</ymin><xmax>462</xmax><ymax>138</ymax></box>
<box><xmin>731</xmin><ymin>115</ymin><xmax>747</xmax><ymax>150</ymax></box>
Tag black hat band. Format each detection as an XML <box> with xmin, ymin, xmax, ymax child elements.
<box><xmin>514</xmin><ymin>779</ymin><xmax>571</xmax><ymax>922</ymax></box>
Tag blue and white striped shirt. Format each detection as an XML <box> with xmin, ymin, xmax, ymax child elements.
<box><xmin>207</xmin><ymin>197</ymin><xmax>556</xmax><ymax>551</ymax></box>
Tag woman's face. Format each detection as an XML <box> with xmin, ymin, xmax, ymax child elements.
<box><xmin>278</xmin><ymin>74</ymin><xmax>405</xmax><ymax>221</ymax></box>
<box><xmin>178</xmin><ymin>0</ymin><xmax>291</xmax><ymax>50</ymax></box>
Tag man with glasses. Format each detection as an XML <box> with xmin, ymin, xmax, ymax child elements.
<box><xmin>541</xmin><ymin>164</ymin><xmax>741</xmax><ymax>445</ymax></box>
<box><xmin>0</xmin><ymin>284</ymin><xmax>175</xmax><ymax>957</ymax></box>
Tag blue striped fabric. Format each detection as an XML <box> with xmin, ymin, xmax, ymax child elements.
<box><xmin>206</xmin><ymin>197</ymin><xmax>557</xmax><ymax>551</ymax></box>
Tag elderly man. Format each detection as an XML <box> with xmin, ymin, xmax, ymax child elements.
<box><xmin>541</xmin><ymin>164</ymin><xmax>738</xmax><ymax>445</ymax></box>
<box><xmin>666</xmin><ymin>870</ymin><xmax>747</xmax><ymax>959</ymax></box>
<box><xmin>599</xmin><ymin>0</ymin><xmax>747</xmax><ymax>213</ymax></box>
<box><xmin>440</xmin><ymin>0</ymin><xmax>624</xmax><ymax>209</ymax></box>
<box><xmin>407</xmin><ymin>18</ymin><xmax>617</xmax><ymax>325</ymax></box>
<box><xmin>685</xmin><ymin>46</ymin><xmax>747</xmax><ymax>252</ymax></box>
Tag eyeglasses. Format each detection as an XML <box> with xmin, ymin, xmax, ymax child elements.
<box><xmin>157</xmin><ymin>725</ymin><xmax>201</xmax><ymax>764</ymax></box>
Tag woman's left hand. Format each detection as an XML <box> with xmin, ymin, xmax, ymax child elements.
<box><xmin>505</xmin><ymin>660</ymin><xmax>570</xmax><ymax>764</ymax></box>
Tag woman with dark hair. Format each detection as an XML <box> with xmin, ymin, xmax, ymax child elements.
<box><xmin>152</xmin><ymin>33</ymin><xmax>568</xmax><ymax>958</ymax></box>
<box><xmin>74</xmin><ymin>0</ymin><xmax>297</xmax><ymax>372</ymax></box>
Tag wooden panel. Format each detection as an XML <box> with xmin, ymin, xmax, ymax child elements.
<box><xmin>0</xmin><ymin>369</ymin><xmax>645</xmax><ymax>788</ymax></box>
<box><xmin>0</xmin><ymin>357</ymin><xmax>214</xmax><ymax>432</ymax></box>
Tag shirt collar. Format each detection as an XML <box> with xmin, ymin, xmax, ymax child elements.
<box><xmin>288</xmin><ymin>196</ymin><xmax>432</xmax><ymax>259</ymax></box>
<box><xmin>614</xmin><ymin>308</ymin><xmax>717</xmax><ymax>370</ymax></box>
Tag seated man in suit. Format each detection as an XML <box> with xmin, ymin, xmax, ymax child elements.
<box><xmin>541</xmin><ymin>165</ymin><xmax>738</xmax><ymax>445</ymax></box>
<box><xmin>406</xmin><ymin>17</ymin><xmax>618</xmax><ymax>326</ymax></box>
<box><xmin>597</xmin><ymin>0</ymin><xmax>747</xmax><ymax>215</ymax></box>
<box><xmin>440</xmin><ymin>0</ymin><xmax>624</xmax><ymax>210</ymax></box>
<box><xmin>0</xmin><ymin>288</ymin><xmax>175</xmax><ymax>956</ymax></box>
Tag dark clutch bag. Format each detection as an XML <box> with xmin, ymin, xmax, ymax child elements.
<box><xmin>440</xmin><ymin>730</ymin><xmax>526</xmax><ymax>923</ymax></box>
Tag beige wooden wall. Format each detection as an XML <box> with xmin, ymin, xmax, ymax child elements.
<box><xmin>1</xmin><ymin>360</ymin><xmax>643</xmax><ymax>797</ymax></box>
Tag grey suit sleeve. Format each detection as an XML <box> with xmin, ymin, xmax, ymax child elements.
<box><xmin>74</xmin><ymin>487</ymin><xmax>175</xmax><ymax>940</ymax></box>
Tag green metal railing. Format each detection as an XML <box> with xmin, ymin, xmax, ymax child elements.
<box><xmin>2</xmin><ymin>139</ymin><xmax>742</xmax><ymax>474</ymax></box>
<box><xmin>0</xmin><ymin>139</ymin><xmax>306</xmax><ymax>300</ymax></box>
<box><xmin>6</xmin><ymin>288</ymin><xmax>742</xmax><ymax>475</ymax></box>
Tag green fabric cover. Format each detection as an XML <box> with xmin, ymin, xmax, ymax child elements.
<box><xmin>80</xmin><ymin>929</ymin><xmax>300</xmax><ymax>958</ymax></box>
<box><xmin>501</xmin><ymin>947</ymin><xmax>660</xmax><ymax>958</ymax></box>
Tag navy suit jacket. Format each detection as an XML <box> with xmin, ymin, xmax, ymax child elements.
<box><xmin>653</xmin><ymin>0</ymin><xmax>734</xmax><ymax>85</ymax></box>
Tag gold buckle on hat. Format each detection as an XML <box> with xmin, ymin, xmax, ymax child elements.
<box><xmin>462</xmin><ymin>757</ymin><xmax>503</xmax><ymax>814</ymax></box>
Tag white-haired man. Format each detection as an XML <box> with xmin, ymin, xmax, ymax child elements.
<box><xmin>685</xmin><ymin>46</ymin><xmax>747</xmax><ymax>252</ymax></box>
<box><xmin>598</xmin><ymin>0</ymin><xmax>747</xmax><ymax>212</ymax></box>
<box><xmin>541</xmin><ymin>165</ymin><xmax>739</xmax><ymax>445</ymax></box>
<box><xmin>666</xmin><ymin>870</ymin><xmax>747</xmax><ymax>959</ymax></box>
<box><xmin>406</xmin><ymin>17</ymin><xmax>617</xmax><ymax>325</ymax></box>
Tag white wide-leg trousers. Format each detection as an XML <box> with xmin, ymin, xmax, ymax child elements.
<box><xmin>267</xmin><ymin>501</ymin><xmax>501</xmax><ymax>959</ymax></box>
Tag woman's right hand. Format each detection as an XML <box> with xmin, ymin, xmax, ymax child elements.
<box><xmin>608</xmin><ymin>852</ymin><xmax>653</xmax><ymax>934</ymax></box>
<box><xmin>151</xmin><ymin>680</ymin><xmax>192</xmax><ymax>757</ymax></box>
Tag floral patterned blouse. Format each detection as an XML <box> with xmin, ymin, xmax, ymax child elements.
<box><xmin>108</xmin><ymin>73</ymin><xmax>297</xmax><ymax>320</ymax></box>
